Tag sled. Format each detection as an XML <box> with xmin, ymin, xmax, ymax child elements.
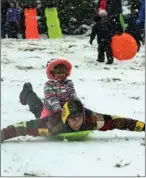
<box><xmin>54</xmin><ymin>130</ymin><xmax>92</xmax><ymax>141</ymax></box>
<box><xmin>24</xmin><ymin>8</ymin><xmax>39</xmax><ymax>39</ymax></box>
<box><xmin>111</xmin><ymin>32</ymin><xmax>138</xmax><ymax>60</ymax></box>
<box><xmin>44</xmin><ymin>7</ymin><xmax>62</xmax><ymax>39</ymax></box>
<box><xmin>119</xmin><ymin>13</ymin><xmax>127</xmax><ymax>31</ymax></box>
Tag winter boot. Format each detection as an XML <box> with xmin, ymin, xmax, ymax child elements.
<box><xmin>97</xmin><ymin>57</ymin><xmax>105</xmax><ymax>62</ymax></box>
<box><xmin>19</xmin><ymin>83</ymin><xmax>33</xmax><ymax>105</ymax></box>
<box><xmin>19</xmin><ymin>83</ymin><xmax>43</xmax><ymax>118</ymax></box>
<box><xmin>106</xmin><ymin>57</ymin><xmax>113</xmax><ymax>64</ymax></box>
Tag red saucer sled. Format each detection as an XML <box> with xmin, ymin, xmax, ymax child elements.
<box><xmin>111</xmin><ymin>33</ymin><xmax>138</xmax><ymax>61</ymax></box>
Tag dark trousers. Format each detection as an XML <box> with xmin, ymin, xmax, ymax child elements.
<box><xmin>7</xmin><ymin>22</ymin><xmax>18</xmax><ymax>38</ymax></box>
<box><xmin>1</xmin><ymin>23</ymin><xmax>6</xmax><ymax>38</ymax></box>
<box><xmin>26</xmin><ymin>92</ymin><xmax>43</xmax><ymax>118</ymax></box>
<box><xmin>97</xmin><ymin>40</ymin><xmax>113</xmax><ymax>62</ymax></box>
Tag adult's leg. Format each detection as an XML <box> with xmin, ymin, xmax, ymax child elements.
<box><xmin>19</xmin><ymin>83</ymin><xmax>43</xmax><ymax>118</ymax></box>
<box><xmin>7</xmin><ymin>22</ymin><xmax>13</xmax><ymax>38</ymax></box>
<box><xmin>11</xmin><ymin>22</ymin><xmax>18</xmax><ymax>39</ymax></box>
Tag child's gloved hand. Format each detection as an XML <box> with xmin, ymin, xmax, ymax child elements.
<box><xmin>46</xmin><ymin>110</ymin><xmax>62</xmax><ymax>126</ymax></box>
<box><xmin>52</xmin><ymin>111</ymin><xmax>62</xmax><ymax>125</ymax></box>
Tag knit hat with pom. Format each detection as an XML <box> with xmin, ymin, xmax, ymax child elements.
<box><xmin>99</xmin><ymin>9</ymin><xmax>107</xmax><ymax>17</ymax></box>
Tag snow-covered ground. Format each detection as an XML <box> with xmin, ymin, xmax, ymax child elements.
<box><xmin>1</xmin><ymin>35</ymin><xmax>145</xmax><ymax>176</ymax></box>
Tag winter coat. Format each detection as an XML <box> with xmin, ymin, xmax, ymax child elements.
<box><xmin>1</xmin><ymin>107</ymin><xmax>145</xmax><ymax>142</ymax></box>
<box><xmin>6</xmin><ymin>7</ymin><xmax>20</xmax><ymax>23</ymax></box>
<box><xmin>136</xmin><ymin>0</ymin><xmax>145</xmax><ymax>25</ymax></box>
<box><xmin>90</xmin><ymin>18</ymin><xmax>115</xmax><ymax>44</ymax></box>
<box><xmin>40</xmin><ymin>79</ymin><xmax>76</xmax><ymax>119</ymax></box>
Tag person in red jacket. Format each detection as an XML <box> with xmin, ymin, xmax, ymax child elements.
<box><xmin>1</xmin><ymin>96</ymin><xmax>145</xmax><ymax>142</ymax></box>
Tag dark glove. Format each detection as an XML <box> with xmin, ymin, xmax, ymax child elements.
<box><xmin>89</xmin><ymin>40</ymin><xmax>92</xmax><ymax>45</ymax></box>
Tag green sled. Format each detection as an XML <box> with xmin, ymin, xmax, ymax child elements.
<box><xmin>45</xmin><ymin>7</ymin><xmax>62</xmax><ymax>39</ymax></box>
<box><xmin>53</xmin><ymin>130</ymin><xmax>92</xmax><ymax>141</ymax></box>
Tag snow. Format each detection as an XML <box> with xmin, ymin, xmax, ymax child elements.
<box><xmin>1</xmin><ymin>35</ymin><xmax>145</xmax><ymax>176</ymax></box>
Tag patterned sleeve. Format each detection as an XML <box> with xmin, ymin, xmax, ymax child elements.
<box><xmin>67</xmin><ymin>80</ymin><xmax>77</xmax><ymax>97</ymax></box>
<box><xmin>44</xmin><ymin>82</ymin><xmax>62</xmax><ymax>113</ymax></box>
<box><xmin>85</xmin><ymin>108</ymin><xmax>145</xmax><ymax>132</ymax></box>
<box><xmin>1</xmin><ymin>119</ymin><xmax>51</xmax><ymax>142</ymax></box>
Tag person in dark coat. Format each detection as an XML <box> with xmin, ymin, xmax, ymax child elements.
<box><xmin>1</xmin><ymin>94</ymin><xmax>145</xmax><ymax>142</ymax></box>
<box><xmin>6</xmin><ymin>1</ymin><xmax>21</xmax><ymax>38</ymax></box>
<box><xmin>97</xmin><ymin>0</ymin><xmax>123</xmax><ymax>33</ymax></box>
<box><xmin>125</xmin><ymin>15</ymin><xmax>142</xmax><ymax>52</ymax></box>
<box><xmin>125</xmin><ymin>0</ymin><xmax>145</xmax><ymax>51</ymax></box>
<box><xmin>136</xmin><ymin>0</ymin><xmax>145</xmax><ymax>43</ymax></box>
<box><xmin>90</xmin><ymin>14</ymin><xmax>115</xmax><ymax>64</ymax></box>
<box><xmin>19</xmin><ymin>2</ymin><xmax>26</xmax><ymax>39</ymax></box>
<box><xmin>1</xmin><ymin>1</ymin><xmax>10</xmax><ymax>38</ymax></box>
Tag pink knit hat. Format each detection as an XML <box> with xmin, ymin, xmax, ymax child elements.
<box><xmin>46</xmin><ymin>58</ymin><xmax>72</xmax><ymax>80</ymax></box>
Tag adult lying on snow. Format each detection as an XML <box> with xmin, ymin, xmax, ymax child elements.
<box><xmin>1</xmin><ymin>58</ymin><xmax>145</xmax><ymax>142</ymax></box>
<box><xmin>1</xmin><ymin>94</ymin><xmax>145</xmax><ymax>142</ymax></box>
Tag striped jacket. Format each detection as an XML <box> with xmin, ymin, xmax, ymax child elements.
<box><xmin>1</xmin><ymin>108</ymin><xmax>145</xmax><ymax>142</ymax></box>
<box><xmin>40</xmin><ymin>79</ymin><xmax>76</xmax><ymax>118</ymax></box>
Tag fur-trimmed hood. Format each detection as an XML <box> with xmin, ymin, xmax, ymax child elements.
<box><xmin>46</xmin><ymin>58</ymin><xmax>72</xmax><ymax>80</ymax></box>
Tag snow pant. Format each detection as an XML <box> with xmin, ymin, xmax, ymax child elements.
<box><xmin>7</xmin><ymin>22</ymin><xmax>18</xmax><ymax>38</ymax></box>
<box><xmin>25</xmin><ymin>92</ymin><xmax>43</xmax><ymax>119</ymax></box>
<box><xmin>97</xmin><ymin>40</ymin><xmax>113</xmax><ymax>63</ymax></box>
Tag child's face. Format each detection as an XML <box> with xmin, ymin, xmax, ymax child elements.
<box><xmin>52</xmin><ymin>64</ymin><xmax>67</xmax><ymax>81</ymax></box>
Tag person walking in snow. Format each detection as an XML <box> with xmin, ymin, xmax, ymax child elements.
<box><xmin>19</xmin><ymin>58</ymin><xmax>77</xmax><ymax>121</ymax></box>
<box><xmin>6</xmin><ymin>1</ymin><xmax>21</xmax><ymax>38</ymax></box>
<box><xmin>1</xmin><ymin>96</ymin><xmax>145</xmax><ymax>142</ymax></box>
<box><xmin>90</xmin><ymin>14</ymin><xmax>115</xmax><ymax>64</ymax></box>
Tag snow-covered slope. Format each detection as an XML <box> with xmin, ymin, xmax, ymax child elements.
<box><xmin>1</xmin><ymin>36</ymin><xmax>145</xmax><ymax>176</ymax></box>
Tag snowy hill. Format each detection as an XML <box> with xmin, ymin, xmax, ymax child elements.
<box><xmin>1</xmin><ymin>35</ymin><xmax>145</xmax><ymax>176</ymax></box>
